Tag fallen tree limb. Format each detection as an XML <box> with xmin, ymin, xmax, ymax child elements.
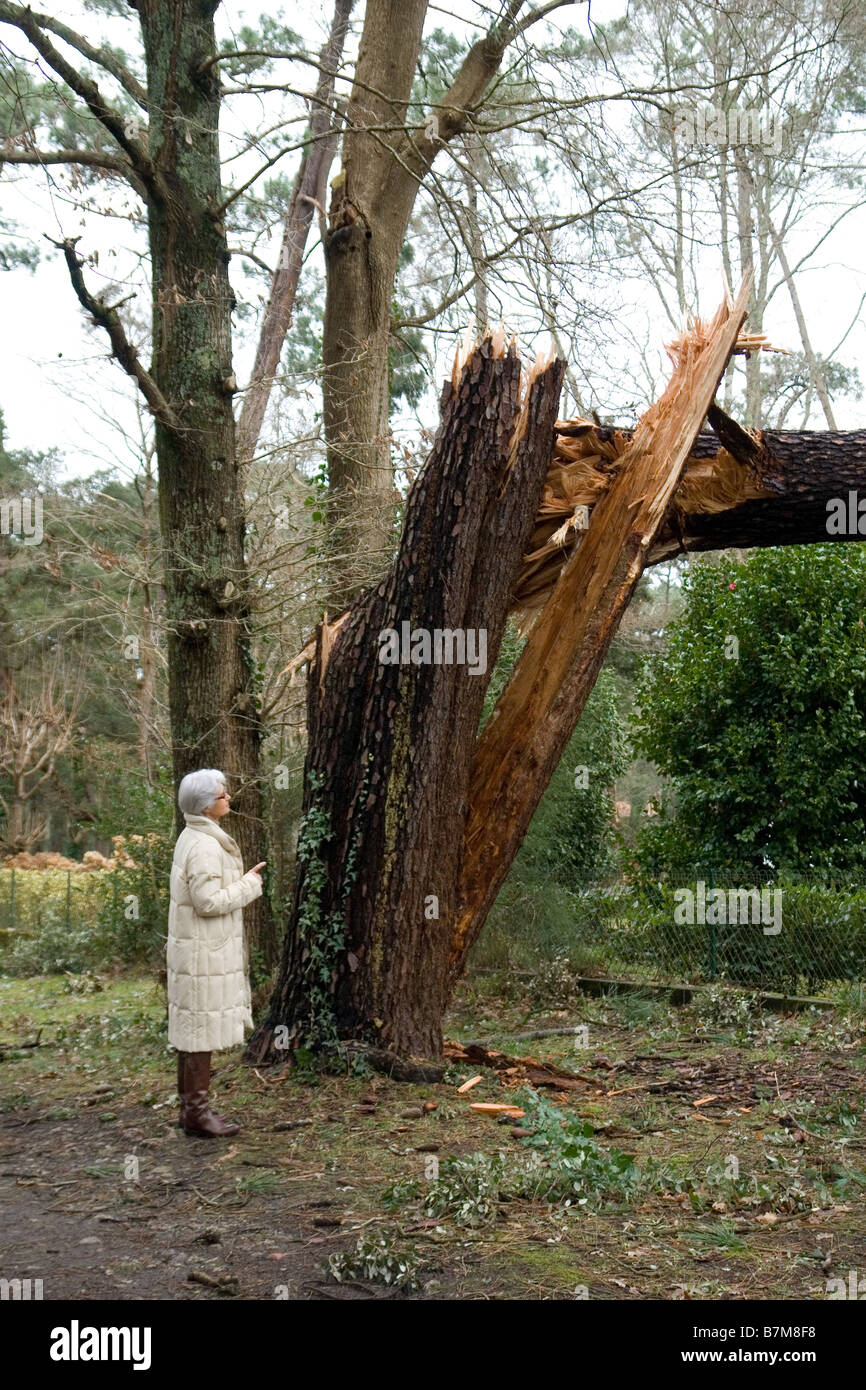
<box><xmin>281</xmin><ymin>407</ymin><xmax>866</xmax><ymax>689</ymax></box>
<box><xmin>518</xmin><ymin>407</ymin><xmax>866</xmax><ymax>609</ymax></box>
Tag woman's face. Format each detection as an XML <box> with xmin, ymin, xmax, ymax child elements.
<box><xmin>204</xmin><ymin>785</ymin><xmax>231</xmax><ymax>820</ymax></box>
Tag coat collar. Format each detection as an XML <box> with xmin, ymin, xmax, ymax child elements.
<box><xmin>183</xmin><ymin>813</ymin><xmax>243</xmax><ymax>864</ymax></box>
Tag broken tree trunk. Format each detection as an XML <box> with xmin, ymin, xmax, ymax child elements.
<box><xmin>247</xmin><ymin>335</ymin><xmax>566</xmax><ymax>1061</ymax></box>
<box><xmin>249</xmin><ymin>282</ymin><xmax>866</xmax><ymax>1068</ymax></box>
<box><xmin>451</xmin><ymin>281</ymin><xmax>752</xmax><ymax>976</ymax></box>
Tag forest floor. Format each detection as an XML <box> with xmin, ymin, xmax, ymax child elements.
<box><xmin>1</xmin><ymin>966</ymin><xmax>865</xmax><ymax>1301</ymax></box>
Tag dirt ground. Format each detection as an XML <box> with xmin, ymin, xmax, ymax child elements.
<box><xmin>1</xmin><ymin>968</ymin><xmax>865</xmax><ymax>1300</ymax></box>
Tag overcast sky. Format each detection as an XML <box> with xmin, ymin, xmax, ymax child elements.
<box><xmin>2</xmin><ymin>0</ymin><xmax>864</xmax><ymax>483</ymax></box>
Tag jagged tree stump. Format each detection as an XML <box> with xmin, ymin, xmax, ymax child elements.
<box><xmin>248</xmin><ymin>335</ymin><xmax>566</xmax><ymax>1061</ymax></box>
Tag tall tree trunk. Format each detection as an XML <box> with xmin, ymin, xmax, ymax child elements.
<box><xmin>735</xmin><ymin>148</ymin><xmax>762</xmax><ymax>427</ymax></box>
<box><xmin>140</xmin><ymin>0</ymin><xmax>275</xmax><ymax>961</ymax></box>
<box><xmin>321</xmin><ymin>0</ymin><xmax>429</xmax><ymax>607</ymax></box>
<box><xmin>237</xmin><ymin>0</ymin><xmax>354</xmax><ymax>465</ymax></box>
<box><xmin>135</xmin><ymin>464</ymin><xmax>159</xmax><ymax>778</ymax></box>
<box><xmin>248</xmin><ymin>338</ymin><xmax>566</xmax><ymax>1060</ymax></box>
<box><xmin>765</xmin><ymin>215</ymin><xmax>837</xmax><ymax>430</ymax></box>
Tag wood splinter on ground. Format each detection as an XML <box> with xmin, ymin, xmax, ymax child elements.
<box><xmin>469</xmin><ymin>1103</ymin><xmax>525</xmax><ymax>1118</ymax></box>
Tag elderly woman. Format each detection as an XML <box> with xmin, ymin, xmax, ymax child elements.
<box><xmin>168</xmin><ymin>769</ymin><xmax>265</xmax><ymax>1138</ymax></box>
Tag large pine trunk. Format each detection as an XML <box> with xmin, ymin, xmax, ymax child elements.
<box><xmin>250</xmin><ymin>339</ymin><xmax>566</xmax><ymax>1059</ymax></box>
<box><xmin>140</xmin><ymin>0</ymin><xmax>275</xmax><ymax>961</ymax></box>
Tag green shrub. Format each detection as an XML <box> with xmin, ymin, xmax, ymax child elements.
<box><xmin>328</xmin><ymin>1234</ymin><xmax>422</xmax><ymax>1291</ymax></box>
<box><xmin>632</xmin><ymin>547</ymin><xmax>866</xmax><ymax>878</ymax></box>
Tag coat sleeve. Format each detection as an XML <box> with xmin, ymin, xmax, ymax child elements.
<box><xmin>185</xmin><ymin>838</ymin><xmax>263</xmax><ymax>919</ymax></box>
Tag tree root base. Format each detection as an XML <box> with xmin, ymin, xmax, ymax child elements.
<box><xmin>343</xmin><ymin>1044</ymin><xmax>445</xmax><ymax>1083</ymax></box>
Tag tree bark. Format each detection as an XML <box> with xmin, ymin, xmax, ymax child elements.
<box><xmin>139</xmin><ymin>0</ymin><xmax>275</xmax><ymax>962</ymax></box>
<box><xmin>247</xmin><ymin>338</ymin><xmax>566</xmax><ymax>1061</ymax></box>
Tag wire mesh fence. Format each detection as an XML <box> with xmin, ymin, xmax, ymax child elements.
<box><xmin>3</xmin><ymin>860</ymin><xmax>866</xmax><ymax>996</ymax></box>
<box><xmin>476</xmin><ymin>863</ymin><xmax>866</xmax><ymax>997</ymax></box>
<box><xmin>0</xmin><ymin>855</ymin><xmax>171</xmax><ymax>976</ymax></box>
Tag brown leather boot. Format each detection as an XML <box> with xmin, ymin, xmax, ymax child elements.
<box><xmin>182</xmin><ymin>1052</ymin><xmax>240</xmax><ymax>1138</ymax></box>
<box><xmin>176</xmin><ymin>1051</ymin><xmax>187</xmax><ymax>1128</ymax></box>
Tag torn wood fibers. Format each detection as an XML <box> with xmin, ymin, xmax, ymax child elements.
<box><xmin>287</xmin><ymin>285</ymin><xmax>768</xmax><ymax>689</ymax></box>
<box><xmin>451</xmin><ymin>279</ymin><xmax>753</xmax><ymax>973</ymax></box>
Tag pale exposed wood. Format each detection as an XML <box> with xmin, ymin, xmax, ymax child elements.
<box><xmin>451</xmin><ymin>280</ymin><xmax>753</xmax><ymax>974</ymax></box>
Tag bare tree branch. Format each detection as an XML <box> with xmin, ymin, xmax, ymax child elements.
<box><xmin>15</xmin><ymin>6</ymin><xmax>148</xmax><ymax>109</ymax></box>
<box><xmin>0</xmin><ymin>1</ymin><xmax>160</xmax><ymax>201</ymax></box>
<box><xmin>391</xmin><ymin>269</ymin><xmax>481</xmax><ymax>329</ymax></box>
<box><xmin>47</xmin><ymin>235</ymin><xmax>179</xmax><ymax>433</ymax></box>
<box><xmin>0</xmin><ymin>144</ymin><xmax>146</xmax><ymax>196</ymax></box>
<box><xmin>237</xmin><ymin>0</ymin><xmax>355</xmax><ymax>463</ymax></box>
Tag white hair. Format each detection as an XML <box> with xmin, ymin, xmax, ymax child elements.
<box><xmin>177</xmin><ymin>768</ymin><xmax>227</xmax><ymax>816</ymax></box>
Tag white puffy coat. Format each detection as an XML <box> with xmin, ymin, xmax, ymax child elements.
<box><xmin>166</xmin><ymin>813</ymin><xmax>263</xmax><ymax>1053</ymax></box>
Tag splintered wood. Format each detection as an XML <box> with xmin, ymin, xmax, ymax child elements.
<box><xmin>512</xmin><ymin>414</ymin><xmax>775</xmax><ymax>622</ymax></box>
<box><xmin>452</xmin><ymin>280</ymin><xmax>754</xmax><ymax>972</ymax></box>
<box><xmin>511</xmin><ymin>323</ymin><xmax>780</xmax><ymax>622</ymax></box>
<box><xmin>279</xmin><ymin>317</ymin><xmax>775</xmax><ymax>687</ymax></box>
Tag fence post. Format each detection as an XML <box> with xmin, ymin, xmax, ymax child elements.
<box><xmin>65</xmin><ymin>869</ymin><xmax>71</xmax><ymax>931</ymax></box>
<box><xmin>707</xmin><ymin>865</ymin><xmax>717</xmax><ymax>981</ymax></box>
<box><xmin>9</xmin><ymin>867</ymin><xmax>14</xmax><ymax>933</ymax></box>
